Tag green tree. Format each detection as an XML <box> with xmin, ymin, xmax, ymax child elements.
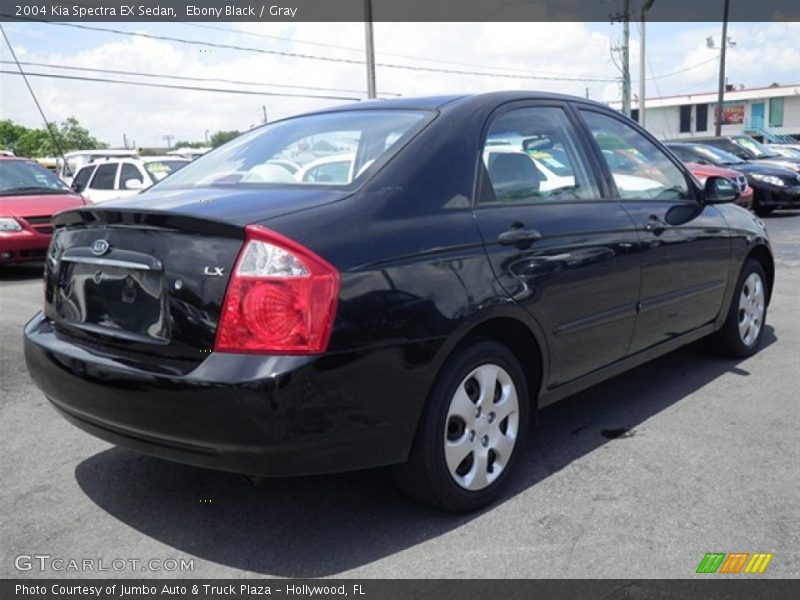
<box><xmin>56</xmin><ymin>117</ymin><xmax>106</xmax><ymax>153</ymax></box>
<box><xmin>0</xmin><ymin>117</ymin><xmax>106</xmax><ymax>157</ymax></box>
<box><xmin>173</xmin><ymin>140</ymin><xmax>207</xmax><ymax>150</ymax></box>
<box><xmin>14</xmin><ymin>129</ymin><xmax>51</xmax><ymax>158</ymax></box>
<box><xmin>0</xmin><ymin>119</ymin><xmax>27</xmax><ymax>152</ymax></box>
<box><xmin>209</xmin><ymin>130</ymin><xmax>241</xmax><ymax>148</ymax></box>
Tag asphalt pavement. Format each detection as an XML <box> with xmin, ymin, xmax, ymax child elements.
<box><xmin>1</xmin><ymin>211</ymin><xmax>798</xmax><ymax>579</ymax></box>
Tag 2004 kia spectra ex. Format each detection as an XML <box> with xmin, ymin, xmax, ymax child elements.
<box><xmin>24</xmin><ymin>93</ymin><xmax>774</xmax><ymax>511</ymax></box>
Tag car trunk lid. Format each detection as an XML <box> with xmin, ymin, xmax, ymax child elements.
<box><xmin>44</xmin><ymin>187</ymin><xmax>348</xmax><ymax>364</ymax></box>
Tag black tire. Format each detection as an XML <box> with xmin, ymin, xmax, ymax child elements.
<box><xmin>754</xmin><ymin>205</ymin><xmax>775</xmax><ymax>217</ymax></box>
<box><xmin>708</xmin><ymin>259</ymin><xmax>769</xmax><ymax>358</ymax></box>
<box><xmin>393</xmin><ymin>340</ymin><xmax>531</xmax><ymax>512</ymax></box>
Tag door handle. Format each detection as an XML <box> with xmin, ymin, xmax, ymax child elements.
<box><xmin>643</xmin><ymin>215</ymin><xmax>668</xmax><ymax>235</ymax></box>
<box><xmin>497</xmin><ymin>225</ymin><xmax>542</xmax><ymax>249</ymax></box>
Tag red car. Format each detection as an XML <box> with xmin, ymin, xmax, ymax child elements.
<box><xmin>0</xmin><ymin>157</ymin><xmax>88</xmax><ymax>265</ymax></box>
<box><xmin>685</xmin><ymin>162</ymin><xmax>754</xmax><ymax>210</ymax></box>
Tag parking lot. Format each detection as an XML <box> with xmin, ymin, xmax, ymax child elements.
<box><xmin>1</xmin><ymin>212</ymin><xmax>798</xmax><ymax>579</ymax></box>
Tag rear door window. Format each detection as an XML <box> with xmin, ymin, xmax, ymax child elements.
<box><xmin>71</xmin><ymin>166</ymin><xmax>95</xmax><ymax>193</ymax></box>
<box><xmin>481</xmin><ymin>106</ymin><xmax>599</xmax><ymax>203</ymax></box>
<box><xmin>120</xmin><ymin>163</ymin><xmax>145</xmax><ymax>189</ymax></box>
<box><xmin>89</xmin><ymin>163</ymin><xmax>118</xmax><ymax>190</ymax></box>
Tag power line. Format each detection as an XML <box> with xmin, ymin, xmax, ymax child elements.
<box><xmin>1</xmin><ymin>17</ymin><xmax>725</xmax><ymax>86</ymax></box>
<box><xmin>0</xmin><ymin>69</ymin><xmax>362</xmax><ymax>101</ymax></box>
<box><xmin>0</xmin><ymin>59</ymin><xmax>399</xmax><ymax>97</ymax></box>
<box><xmin>632</xmin><ymin>55</ymin><xmax>720</xmax><ymax>83</ymax></box>
<box><xmin>180</xmin><ymin>22</ymin><xmax>618</xmax><ymax>80</ymax></box>
<box><xmin>43</xmin><ymin>1</ymin><xmax>626</xmax><ymax>81</ymax></box>
<box><xmin>2</xmin><ymin>18</ymin><xmax>620</xmax><ymax>82</ymax></box>
<box><xmin>0</xmin><ymin>25</ymin><xmax>68</xmax><ymax>163</ymax></box>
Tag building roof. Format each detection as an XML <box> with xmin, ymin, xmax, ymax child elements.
<box><xmin>610</xmin><ymin>83</ymin><xmax>800</xmax><ymax>109</ymax></box>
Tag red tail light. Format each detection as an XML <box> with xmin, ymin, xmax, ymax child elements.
<box><xmin>215</xmin><ymin>225</ymin><xmax>339</xmax><ymax>354</ymax></box>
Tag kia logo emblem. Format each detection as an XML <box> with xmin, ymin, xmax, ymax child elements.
<box><xmin>91</xmin><ymin>239</ymin><xmax>110</xmax><ymax>256</ymax></box>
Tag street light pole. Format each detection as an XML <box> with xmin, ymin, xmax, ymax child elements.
<box><xmin>364</xmin><ymin>0</ymin><xmax>377</xmax><ymax>99</ymax></box>
<box><xmin>715</xmin><ymin>0</ymin><xmax>731</xmax><ymax>137</ymax></box>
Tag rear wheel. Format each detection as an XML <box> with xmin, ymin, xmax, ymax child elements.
<box><xmin>393</xmin><ymin>340</ymin><xmax>531</xmax><ymax>512</ymax></box>
<box><xmin>708</xmin><ymin>259</ymin><xmax>768</xmax><ymax>358</ymax></box>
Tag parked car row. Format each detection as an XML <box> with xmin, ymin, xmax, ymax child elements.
<box><xmin>666</xmin><ymin>138</ymin><xmax>800</xmax><ymax>216</ymax></box>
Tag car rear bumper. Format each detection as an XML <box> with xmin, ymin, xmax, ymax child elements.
<box><xmin>0</xmin><ymin>230</ymin><xmax>51</xmax><ymax>264</ymax></box>
<box><xmin>24</xmin><ymin>313</ymin><xmax>436</xmax><ymax>476</ymax></box>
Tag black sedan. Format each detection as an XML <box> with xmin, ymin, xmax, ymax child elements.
<box><xmin>666</xmin><ymin>142</ymin><xmax>800</xmax><ymax>216</ymax></box>
<box><xmin>24</xmin><ymin>93</ymin><xmax>774</xmax><ymax>512</ymax></box>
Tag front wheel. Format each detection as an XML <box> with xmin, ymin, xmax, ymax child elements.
<box><xmin>708</xmin><ymin>259</ymin><xmax>768</xmax><ymax>358</ymax></box>
<box><xmin>393</xmin><ymin>340</ymin><xmax>531</xmax><ymax>512</ymax></box>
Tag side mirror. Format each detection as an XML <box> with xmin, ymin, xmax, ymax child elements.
<box><xmin>704</xmin><ymin>176</ymin><xmax>739</xmax><ymax>204</ymax></box>
<box><xmin>123</xmin><ymin>178</ymin><xmax>145</xmax><ymax>191</ymax></box>
<box><xmin>72</xmin><ymin>181</ymin><xmax>85</xmax><ymax>193</ymax></box>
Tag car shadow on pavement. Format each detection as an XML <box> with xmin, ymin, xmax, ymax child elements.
<box><xmin>0</xmin><ymin>264</ymin><xmax>45</xmax><ymax>282</ymax></box>
<box><xmin>74</xmin><ymin>327</ymin><xmax>776</xmax><ymax>577</ymax></box>
<box><xmin>764</xmin><ymin>210</ymin><xmax>800</xmax><ymax>219</ymax></box>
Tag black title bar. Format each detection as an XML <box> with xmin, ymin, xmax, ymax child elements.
<box><xmin>1</xmin><ymin>0</ymin><xmax>799</xmax><ymax>22</ymax></box>
<box><xmin>3</xmin><ymin>579</ymin><xmax>800</xmax><ymax>600</ymax></box>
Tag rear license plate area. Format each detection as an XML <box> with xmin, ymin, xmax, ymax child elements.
<box><xmin>56</xmin><ymin>261</ymin><xmax>169</xmax><ymax>343</ymax></box>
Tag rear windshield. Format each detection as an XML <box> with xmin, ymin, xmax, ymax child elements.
<box><xmin>155</xmin><ymin>110</ymin><xmax>432</xmax><ymax>190</ymax></box>
<box><xmin>144</xmin><ymin>160</ymin><xmax>189</xmax><ymax>181</ymax></box>
<box><xmin>731</xmin><ymin>136</ymin><xmax>780</xmax><ymax>158</ymax></box>
<box><xmin>690</xmin><ymin>144</ymin><xmax>746</xmax><ymax>165</ymax></box>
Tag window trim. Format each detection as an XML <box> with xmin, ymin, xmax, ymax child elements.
<box><xmin>574</xmin><ymin>107</ymin><xmax>700</xmax><ymax>204</ymax></box>
<box><xmin>472</xmin><ymin>100</ymin><xmax>612</xmax><ymax>209</ymax></box>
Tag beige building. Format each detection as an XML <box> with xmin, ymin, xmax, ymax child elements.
<box><xmin>611</xmin><ymin>83</ymin><xmax>800</xmax><ymax>142</ymax></box>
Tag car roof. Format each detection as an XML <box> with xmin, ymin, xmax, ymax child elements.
<box><xmin>64</xmin><ymin>149</ymin><xmax>138</xmax><ymax>157</ymax></box>
<box><xmin>306</xmin><ymin>91</ymin><xmax>611</xmax><ymax>114</ymax></box>
<box><xmin>143</xmin><ymin>156</ymin><xmax>190</xmax><ymax>162</ymax></box>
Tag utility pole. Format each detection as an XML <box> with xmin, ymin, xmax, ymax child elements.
<box><xmin>715</xmin><ymin>0</ymin><xmax>731</xmax><ymax>136</ymax></box>
<box><xmin>364</xmin><ymin>0</ymin><xmax>377</xmax><ymax>99</ymax></box>
<box><xmin>638</xmin><ymin>0</ymin><xmax>656</xmax><ymax>126</ymax></box>
<box><xmin>621</xmin><ymin>0</ymin><xmax>631</xmax><ymax>117</ymax></box>
<box><xmin>262</xmin><ymin>105</ymin><xmax>268</xmax><ymax>124</ymax></box>
<box><xmin>162</xmin><ymin>134</ymin><xmax>174</xmax><ymax>149</ymax></box>
<box><xmin>610</xmin><ymin>0</ymin><xmax>632</xmax><ymax>117</ymax></box>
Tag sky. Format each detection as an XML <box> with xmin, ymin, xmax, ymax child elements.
<box><xmin>1</xmin><ymin>21</ymin><xmax>798</xmax><ymax>148</ymax></box>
